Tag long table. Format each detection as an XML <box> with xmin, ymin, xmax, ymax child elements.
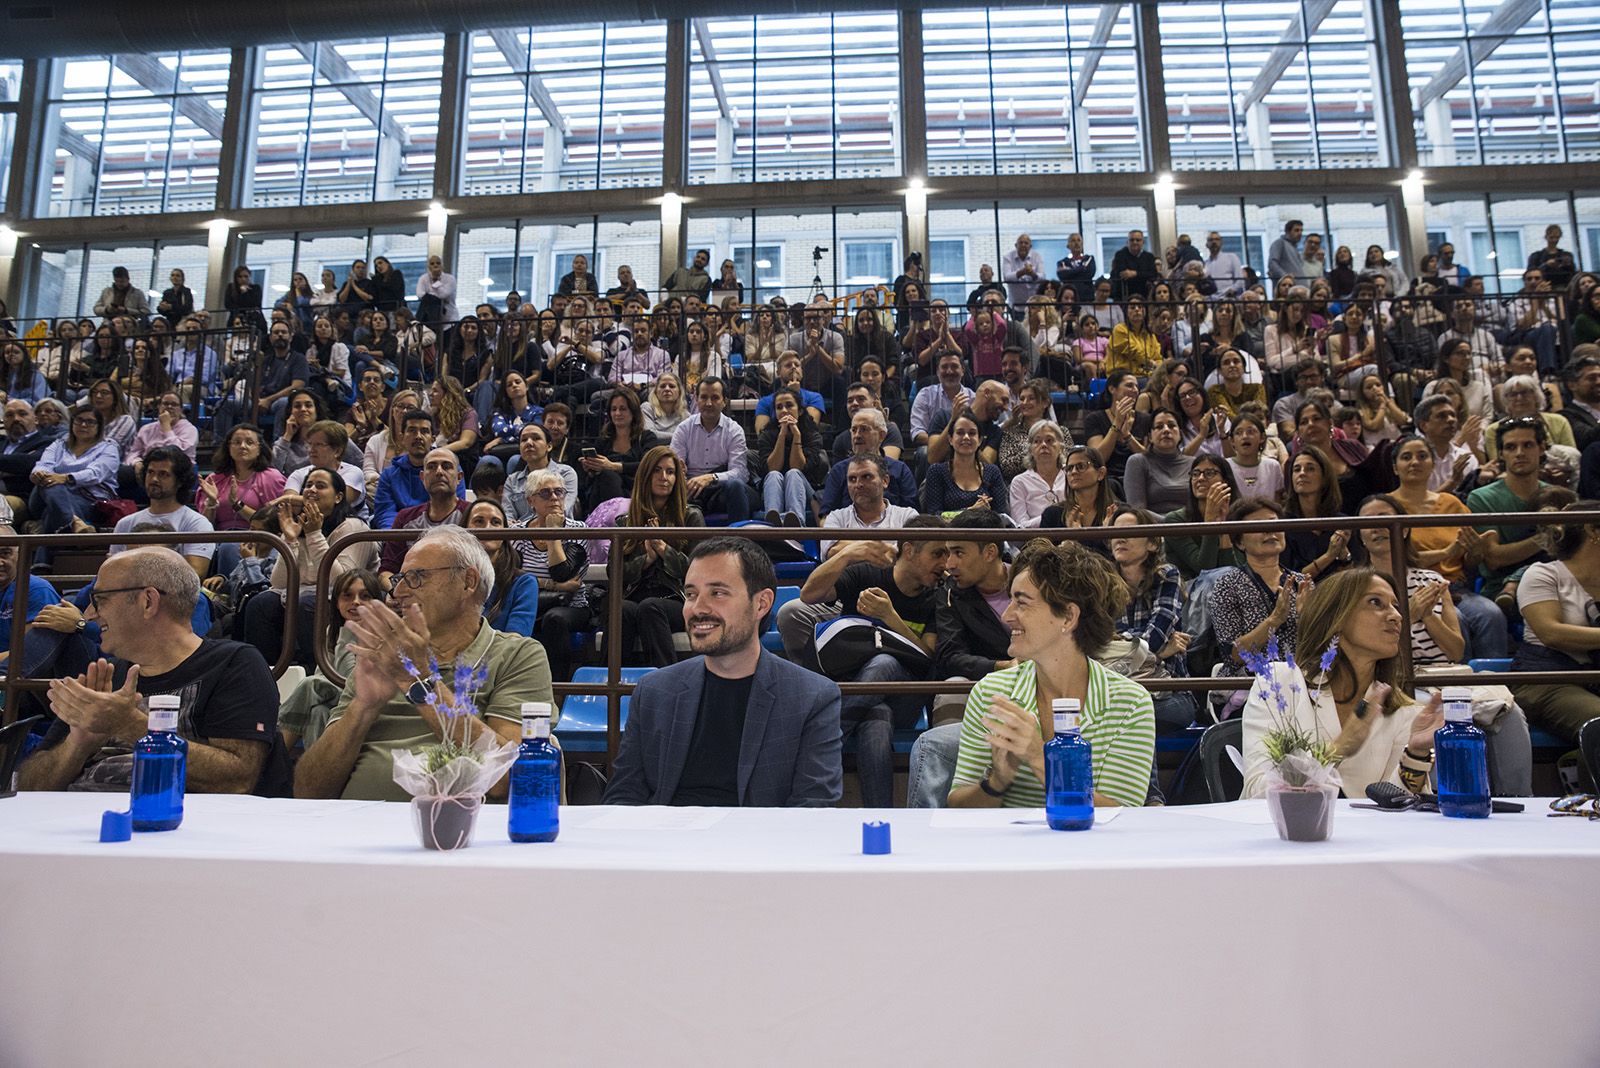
<box><xmin>3</xmin><ymin>793</ymin><xmax>1598</xmax><ymax>1067</ymax></box>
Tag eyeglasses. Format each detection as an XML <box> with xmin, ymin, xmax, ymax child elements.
<box><xmin>1190</xmin><ymin>468</ymin><xmax>1221</xmax><ymax>480</ymax></box>
<box><xmin>533</xmin><ymin>487</ymin><xmax>568</xmax><ymax>501</ymax></box>
<box><xmin>88</xmin><ymin>585</ymin><xmax>154</xmax><ymax>611</ymax></box>
<box><xmin>386</xmin><ymin>565</ymin><xmax>464</xmax><ymax>593</ymax></box>
<box><xmin>1548</xmin><ymin>795</ymin><xmax>1600</xmax><ymax>820</ymax></box>
<box><xmin>1064</xmin><ymin>462</ymin><xmax>1095</xmax><ymax>474</ymax></box>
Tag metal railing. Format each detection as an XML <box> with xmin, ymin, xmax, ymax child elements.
<box><xmin>303</xmin><ymin>509</ymin><xmax>1600</xmax><ymax>765</ymax></box>
<box><xmin>0</xmin><ymin>529</ymin><xmax>297</xmax><ymax>725</ymax></box>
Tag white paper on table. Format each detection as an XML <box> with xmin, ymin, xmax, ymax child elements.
<box><xmin>582</xmin><ymin>807</ymin><xmax>729</xmax><ymax>831</ymax></box>
<box><xmin>930</xmin><ymin>807</ymin><xmax>1122</xmax><ymax>829</ymax></box>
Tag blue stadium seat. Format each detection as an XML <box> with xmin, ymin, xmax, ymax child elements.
<box><xmin>1467</xmin><ymin>658</ymin><xmax>1514</xmax><ymax>673</ymax></box>
<box><xmin>1086</xmin><ymin>377</ymin><xmax>1107</xmax><ymax>404</ymax></box>
<box><xmin>556</xmin><ymin>666</ymin><xmax>653</xmax><ymax>752</ymax></box>
<box><xmin>761</xmin><ymin>585</ymin><xmax>802</xmax><ymax>654</ymax></box>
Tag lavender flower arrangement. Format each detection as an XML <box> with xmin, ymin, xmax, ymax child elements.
<box><xmin>1243</xmin><ymin>636</ymin><xmax>1344</xmax><ymax>789</ymax></box>
<box><xmin>391</xmin><ymin>653</ymin><xmax>519</xmax><ymax>800</ymax></box>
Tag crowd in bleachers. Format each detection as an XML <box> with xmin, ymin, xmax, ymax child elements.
<box><xmin>3</xmin><ymin>221</ymin><xmax>1600</xmax><ymax>805</ymax></box>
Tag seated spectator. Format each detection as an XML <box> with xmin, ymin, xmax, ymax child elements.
<box><xmin>429</xmin><ymin>375</ymin><xmax>480</xmax><ymax>472</ymax></box>
<box><xmin>1272</xmin><ymin>359</ymin><xmax>1330</xmax><ymax>438</ymax></box>
<box><xmin>196</xmin><ymin>424</ymin><xmax>285</xmax><ymax>572</ymax></box>
<box><xmin>1327</xmin><ymin>301</ymin><xmax>1379</xmax><ymax>397</ymax></box>
<box><xmin>479</xmin><ymin>371</ymin><xmax>542</xmax><ymax>468</ymax></box>
<box><xmin>0</xmin><ymin>399</ymin><xmax>63</xmax><ymax>515</ymax></box>
<box><xmin>1241</xmin><ymin>568</ymin><xmax>1445</xmax><ymax>799</ymax></box>
<box><xmin>1466</xmin><ymin>416</ymin><xmax>1551</xmax><ymax>609</ymax></box>
<box><xmin>0</xmin><ymin>339</ymin><xmax>49</xmax><ymax>404</ymax></box>
<box><xmin>246</xmin><ymin>467</ymin><xmax>376</xmax><ymax>669</ymax></box>
<box><xmin>1107</xmin><ymin>295</ymin><xmax>1161</xmax><ymax>378</ymax></box>
<box><xmin>1206</xmin><ymin>348</ymin><xmax>1266</xmax><ymax>419</ymax></box>
<box><xmin>611</xmin><ymin>446</ymin><xmax>706</xmax><ymax>671</ymax></box>
<box><xmin>1211</xmin><ymin>497</ymin><xmax>1313</xmax><ymax>700</ymax></box>
<box><xmin>466</xmin><ymin>498</ymin><xmax>537</xmax><ymax>638</ymax></box>
<box><xmin>345</xmin><ymin>367</ymin><xmax>391</xmax><ymax>457</ymax></box>
<box><xmin>910</xmin><ymin>352</ymin><xmax>975</xmax><ymax>452</ymax></box>
<box><xmin>818</xmin><ymin>408</ymin><xmax>918</xmax><ymax>516</ymax></box>
<box><xmin>110</xmin><ymin>447</ymin><xmax>214</xmax><ymax>579</ymax></box>
<box><xmin>641</xmin><ymin>370</ymin><xmax>689</xmax><ymax>439</ymax></box>
<box><xmin>948</xmin><ymin>537</ymin><xmax>1155</xmax><ymax>808</ymax></box>
<box><xmin>1108</xmin><ymin>508</ymin><xmax>1195</xmax><ymax>734</ymax></box>
<box><xmin>30</xmin><ymin>406</ymin><xmax>119</xmax><ymax>535</ymax></box>
<box><xmin>20</xmin><ymin>546</ymin><xmax>291</xmax><ymax>795</ymax></box>
<box><xmin>672</xmin><ymin>377</ymin><xmax>751</xmax><ymax>523</ymax></box>
<box><xmin>1487</xmin><ymin>374</ymin><xmax>1574</xmax><ymax>461</ymax></box>
<box><xmin>1290</xmin><ymin>398</ymin><xmax>1390</xmax><ymax>510</ymax></box>
<box><xmin>1073</xmin><ymin>312</ymin><xmax>1108</xmax><ymax>378</ymax></box>
<box><xmin>1420</xmin><ymin>339</ymin><xmax>1493</xmax><ymax>423</ymax></box>
<box><xmin>1354</xmin><ymin>374</ymin><xmax>1408</xmax><ymax>448</ymax></box>
<box><xmin>504</xmin><ymin>421</ymin><xmax>577</xmax><ymax>523</ymax></box>
<box><xmin>752</xmin><ymin>386</ymin><xmax>827</xmax><ymax>526</ymax></box>
<box><xmin>1282</xmin><ymin>446</ymin><xmax>1349</xmax><ymax>578</ymax></box>
<box><xmin>1123</xmin><ymin>409</ymin><xmax>1194</xmax><ymax>514</ymax></box>
<box><xmin>375</xmin><ymin>411</ymin><xmax>441</xmax><ymax>530</ymax></box>
<box><xmin>360</xmin><ymin>388</ymin><xmax>420</xmax><ymax>497</ymax></box>
<box><xmin>603</xmin><ymin>538</ymin><xmax>843</xmax><ymax>807</ymax></box>
<box><xmin>1411</xmin><ymin>394</ymin><xmax>1478</xmax><ymax>496</ymax></box>
<box><xmin>1040</xmin><ymin>445</ymin><xmax>1118</xmax><ymax>536</ymax></box>
<box><xmin>1512</xmin><ymin>500</ymin><xmax>1600</xmax><ymax>744</ymax></box>
<box><xmin>271</xmin><ymin>390</ymin><xmax>325</xmax><ymax>474</ymax></box>
<box><xmin>996</xmin><ymin>378</ymin><xmax>1058</xmax><ymax>480</ymax></box>
<box><xmin>579</xmin><ymin>386</ymin><xmax>659</xmax><ymax>515</ymax></box>
<box><xmin>922</xmin><ymin>413</ymin><xmax>1008</xmax><ymax>517</ymax></box>
<box><xmin>1083</xmin><ymin>371</ymin><xmax>1151</xmax><ymax>484</ymax></box>
<box><xmin>0</xmin><ymin>528</ymin><xmax>71</xmax><ymax>685</ymax></box>
<box><xmin>830</xmin><ymin>381</ymin><xmax>905</xmax><ymax>463</ymax></box>
<box><xmin>517</xmin><ymin>469</ymin><xmax>591</xmax><ymax>683</ymax></box>
<box><xmin>277</xmin><ymin>569</ymin><xmax>381</xmax><ymax>750</ymax></box>
<box><xmin>1161</xmin><ymin>453</ymin><xmax>1243</xmax><ymax>581</ymax></box>
<box><xmin>1175</xmin><ymin>378</ymin><xmax>1225</xmax><ymax>457</ymax></box>
<box><xmin>1011</xmin><ymin>421</ymin><xmax>1069</xmax><ymax>529</ymax></box>
<box><xmin>295</xmin><ymin>526</ymin><xmax>554</xmax><ymax>801</ymax></box>
<box><xmin>611</xmin><ymin>311</ymin><xmax>674</xmax><ymax>390</ymax></box>
<box><xmin>125</xmin><ymin>392</ymin><xmax>198</xmax><ymax>487</ymax></box>
<box><xmin>753</xmin><ymin>350</ymin><xmax>827</xmax><ymax>435</ymax></box>
<box><xmin>801</xmin><ymin>515</ymin><xmax>947</xmax><ymax>808</ymax></box>
<box><xmin>380</xmin><ymin>448</ymin><xmax>470</xmax><ymax>577</ymax></box>
<box><xmin>1560</xmin><ymin>347</ymin><xmax>1600</xmax><ymax>451</ymax></box>
<box><xmin>1354</xmin><ymin>494</ymin><xmax>1531</xmax><ymax>794</ymax></box>
<box><xmin>83</xmin><ymin>378</ymin><xmax>136</xmax><ymax>457</ymax></box>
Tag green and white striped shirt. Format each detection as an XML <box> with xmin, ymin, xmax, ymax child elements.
<box><xmin>951</xmin><ymin>658</ymin><xmax>1156</xmax><ymax>809</ymax></box>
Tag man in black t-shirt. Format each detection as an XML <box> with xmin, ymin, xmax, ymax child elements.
<box><xmin>799</xmin><ymin>515</ymin><xmax>947</xmax><ymax>807</ymax></box>
<box><xmin>20</xmin><ymin>547</ymin><xmax>290</xmax><ymax>796</ymax></box>
<box><xmin>1082</xmin><ymin>371</ymin><xmax>1151</xmax><ymax>482</ymax></box>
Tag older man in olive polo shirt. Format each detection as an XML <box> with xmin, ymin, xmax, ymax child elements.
<box><xmin>295</xmin><ymin>525</ymin><xmax>554</xmax><ymax>802</ymax></box>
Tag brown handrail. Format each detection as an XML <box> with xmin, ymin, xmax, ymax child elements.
<box><xmin>311</xmin><ymin>509</ymin><xmax>1600</xmax><ymax>765</ymax></box>
<box><xmin>0</xmin><ymin>529</ymin><xmax>297</xmax><ymax>725</ymax></box>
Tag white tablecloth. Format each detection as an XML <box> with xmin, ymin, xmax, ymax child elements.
<box><xmin>2</xmin><ymin>793</ymin><xmax>1598</xmax><ymax>1067</ymax></box>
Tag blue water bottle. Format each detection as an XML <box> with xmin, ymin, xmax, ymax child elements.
<box><xmin>1044</xmin><ymin>698</ymin><xmax>1094</xmax><ymax>831</ymax></box>
<box><xmin>1435</xmin><ymin>687</ymin><xmax>1490</xmax><ymax>819</ymax></box>
<box><xmin>130</xmin><ymin>695</ymin><xmax>187</xmax><ymax>832</ymax></box>
<box><xmin>509</xmin><ymin>702</ymin><xmax>560</xmax><ymax>842</ymax></box>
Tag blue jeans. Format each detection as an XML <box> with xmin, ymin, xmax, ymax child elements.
<box><xmin>842</xmin><ymin>654</ymin><xmax>925</xmax><ymax>809</ymax></box>
<box><xmin>762</xmin><ymin>470</ymin><xmax>811</xmax><ymax>519</ymax></box>
<box><xmin>30</xmin><ymin>483</ymin><xmax>95</xmax><ymax>534</ymax></box>
<box><xmin>905</xmin><ymin>722</ymin><xmax>963</xmax><ymax>809</ymax></box>
<box><xmin>1454</xmin><ymin>588</ymin><xmax>1509</xmax><ymax>661</ymax></box>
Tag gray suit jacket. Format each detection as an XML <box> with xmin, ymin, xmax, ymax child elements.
<box><xmin>603</xmin><ymin>650</ymin><xmax>842</xmax><ymax>807</ymax></box>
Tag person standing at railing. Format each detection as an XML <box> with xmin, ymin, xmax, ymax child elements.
<box><xmin>1267</xmin><ymin>222</ymin><xmax>1306</xmax><ymax>288</ymax></box>
<box><xmin>93</xmin><ymin>266</ymin><xmax>150</xmax><ymax>323</ymax></box>
<box><xmin>1002</xmin><ymin>234</ymin><xmax>1044</xmax><ymax>316</ymax></box>
<box><xmin>1526</xmin><ymin>224</ymin><xmax>1576</xmax><ymax>291</ymax></box>
<box><xmin>155</xmin><ymin>268</ymin><xmax>194</xmax><ymax>328</ymax></box>
<box><xmin>1506</xmin><ymin>266</ymin><xmax>1564</xmax><ymax>374</ymax></box>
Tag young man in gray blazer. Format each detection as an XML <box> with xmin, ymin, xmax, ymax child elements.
<box><xmin>604</xmin><ymin>538</ymin><xmax>843</xmax><ymax>807</ymax></box>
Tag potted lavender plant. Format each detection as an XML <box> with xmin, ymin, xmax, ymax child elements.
<box><xmin>391</xmin><ymin>656</ymin><xmax>519</xmax><ymax>850</ymax></box>
<box><xmin>1244</xmin><ymin>638</ymin><xmax>1344</xmax><ymax>842</ymax></box>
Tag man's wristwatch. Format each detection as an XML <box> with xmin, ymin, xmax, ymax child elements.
<box><xmin>978</xmin><ymin>767</ymin><xmax>1006</xmax><ymax>798</ymax></box>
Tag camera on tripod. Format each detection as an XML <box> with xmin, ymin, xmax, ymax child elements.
<box><xmin>812</xmin><ymin>245</ymin><xmax>829</xmax><ymax>262</ymax></box>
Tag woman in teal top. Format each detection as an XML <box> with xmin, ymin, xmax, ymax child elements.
<box><xmin>948</xmin><ymin>538</ymin><xmax>1156</xmax><ymax>809</ymax></box>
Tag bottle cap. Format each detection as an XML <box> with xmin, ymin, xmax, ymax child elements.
<box><xmin>99</xmin><ymin>809</ymin><xmax>132</xmax><ymax>843</ymax></box>
<box><xmin>147</xmin><ymin>696</ymin><xmax>180</xmax><ymax>732</ymax></box>
<box><xmin>862</xmin><ymin>820</ymin><xmax>891</xmax><ymax>855</ymax></box>
<box><xmin>1051</xmin><ymin>698</ymin><xmax>1081</xmax><ymax>712</ymax></box>
<box><xmin>1441</xmin><ymin>687</ymin><xmax>1473</xmax><ymax>722</ymax></box>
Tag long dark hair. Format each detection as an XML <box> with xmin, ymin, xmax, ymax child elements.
<box><xmin>466</xmin><ymin>498</ymin><xmax>518</xmax><ymax>621</ymax></box>
<box><xmin>212</xmin><ymin>424</ymin><xmax>271</xmax><ymax>476</ymax></box>
<box><xmin>1285</xmin><ymin>444</ymin><xmax>1342</xmax><ymax>518</ymax></box>
<box><xmin>601</xmin><ymin>384</ymin><xmax>645</xmax><ymax>448</ymax></box>
<box><xmin>327</xmin><ymin>569</ymin><xmax>383</xmax><ymax>653</ymax></box>
<box><xmin>1182</xmin><ymin>451</ymin><xmax>1240</xmax><ymax>521</ymax></box>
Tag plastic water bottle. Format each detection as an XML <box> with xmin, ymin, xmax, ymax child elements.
<box><xmin>1044</xmin><ymin>698</ymin><xmax>1094</xmax><ymax>831</ymax></box>
<box><xmin>1435</xmin><ymin>687</ymin><xmax>1490</xmax><ymax>819</ymax></box>
<box><xmin>509</xmin><ymin>702</ymin><xmax>560</xmax><ymax>842</ymax></box>
<box><xmin>130</xmin><ymin>695</ymin><xmax>187</xmax><ymax>832</ymax></box>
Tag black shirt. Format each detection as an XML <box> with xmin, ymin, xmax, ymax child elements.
<box><xmin>834</xmin><ymin>562</ymin><xmax>938</xmax><ymax>644</ymax></box>
<box><xmin>36</xmin><ymin>638</ymin><xmax>292</xmax><ymax>796</ymax></box>
<box><xmin>1082</xmin><ymin>409</ymin><xmax>1154</xmax><ymax>480</ymax></box>
<box><xmin>671</xmin><ymin>668</ymin><xmax>754</xmax><ymax>806</ymax></box>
